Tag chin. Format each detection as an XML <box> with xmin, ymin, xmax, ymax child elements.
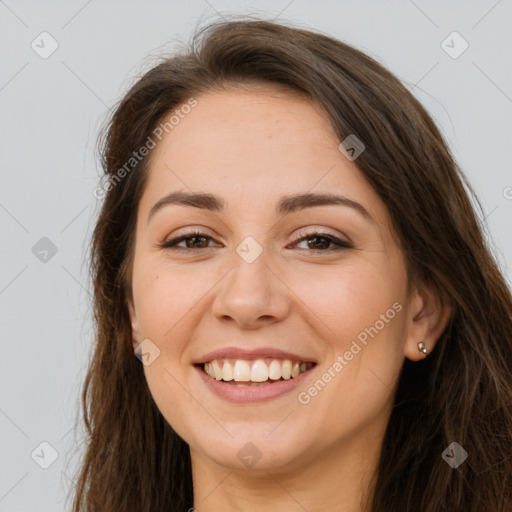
<box><xmin>188</xmin><ymin>427</ymin><xmax>311</xmax><ymax>472</ymax></box>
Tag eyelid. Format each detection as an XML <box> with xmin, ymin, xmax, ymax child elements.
<box><xmin>292</xmin><ymin>227</ymin><xmax>352</xmax><ymax>244</ymax></box>
<box><xmin>161</xmin><ymin>226</ymin><xmax>217</xmax><ymax>244</ymax></box>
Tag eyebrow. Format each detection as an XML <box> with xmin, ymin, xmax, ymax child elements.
<box><xmin>147</xmin><ymin>190</ymin><xmax>374</xmax><ymax>224</ymax></box>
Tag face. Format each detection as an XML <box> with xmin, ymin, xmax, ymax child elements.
<box><xmin>128</xmin><ymin>85</ymin><xmax>425</xmax><ymax>473</ymax></box>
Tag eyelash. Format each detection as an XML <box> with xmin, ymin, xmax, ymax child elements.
<box><xmin>160</xmin><ymin>229</ymin><xmax>353</xmax><ymax>253</ymax></box>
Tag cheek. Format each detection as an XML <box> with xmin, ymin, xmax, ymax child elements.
<box><xmin>132</xmin><ymin>260</ymin><xmax>207</xmax><ymax>340</ymax></box>
<box><xmin>289</xmin><ymin>258</ymin><xmax>403</xmax><ymax>342</ymax></box>
<box><xmin>291</xmin><ymin>258</ymin><xmax>406</xmax><ymax>402</ymax></box>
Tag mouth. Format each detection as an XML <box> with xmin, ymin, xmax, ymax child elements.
<box><xmin>193</xmin><ymin>356</ymin><xmax>318</xmax><ymax>403</ymax></box>
<box><xmin>196</xmin><ymin>358</ymin><xmax>316</xmax><ymax>386</ymax></box>
<box><xmin>192</xmin><ymin>347</ymin><xmax>318</xmax><ymax>403</ymax></box>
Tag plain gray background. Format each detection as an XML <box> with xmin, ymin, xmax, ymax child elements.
<box><xmin>1</xmin><ymin>1</ymin><xmax>511</xmax><ymax>510</ymax></box>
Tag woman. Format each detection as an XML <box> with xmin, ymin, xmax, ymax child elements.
<box><xmin>73</xmin><ymin>18</ymin><xmax>512</xmax><ymax>512</ymax></box>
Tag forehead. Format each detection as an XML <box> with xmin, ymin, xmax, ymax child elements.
<box><xmin>139</xmin><ymin>86</ymin><xmax>386</xmax><ymax>225</ymax></box>
<box><xmin>155</xmin><ymin>86</ymin><xmax>340</xmax><ymax>169</ymax></box>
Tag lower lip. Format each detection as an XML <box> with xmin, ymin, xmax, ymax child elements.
<box><xmin>194</xmin><ymin>365</ymin><xmax>316</xmax><ymax>403</ymax></box>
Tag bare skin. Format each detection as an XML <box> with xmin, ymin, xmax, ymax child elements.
<box><xmin>127</xmin><ymin>85</ymin><xmax>450</xmax><ymax>512</ymax></box>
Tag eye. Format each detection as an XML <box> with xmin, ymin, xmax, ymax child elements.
<box><xmin>160</xmin><ymin>230</ymin><xmax>220</xmax><ymax>251</ymax></box>
<box><xmin>289</xmin><ymin>230</ymin><xmax>353</xmax><ymax>252</ymax></box>
<box><xmin>160</xmin><ymin>229</ymin><xmax>353</xmax><ymax>253</ymax></box>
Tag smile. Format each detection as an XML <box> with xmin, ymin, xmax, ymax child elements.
<box><xmin>194</xmin><ymin>358</ymin><xmax>317</xmax><ymax>403</ymax></box>
<box><xmin>202</xmin><ymin>358</ymin><xmax>314</xmax><ymax>384</ymax></box>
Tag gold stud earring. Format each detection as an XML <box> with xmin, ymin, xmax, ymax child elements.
<box><xmin>417</xmin><ymin>341</ymin><xmax>428</xmax><ymax>355</ymax></box>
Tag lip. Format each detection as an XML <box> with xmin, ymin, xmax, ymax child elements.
<box><xmin>194</xmin><ymin>363</ymin><xmax>317</xmax><ymax>403</ymax></box>
<box><xmin>193</xmin><ymin>346</ymin><xmax>317</xmax><ymax>365</ymax></box>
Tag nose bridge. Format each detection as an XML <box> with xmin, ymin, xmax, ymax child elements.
<box><xmin>232</xmin><ymin>238</ymin><xmax>272</xmax><ymax>294</ymax></box>
<box><xmin>211</xmin><ymin>235</ymin><xmax>290</xmax><ymax>327</ymax></box>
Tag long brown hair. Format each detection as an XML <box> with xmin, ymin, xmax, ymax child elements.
<box><xmin>72</xmin><ymin>17</ymin><xmax>512</xmax><ymax>511</ymax></box>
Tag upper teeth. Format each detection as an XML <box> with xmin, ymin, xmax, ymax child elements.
<box><xmin>203</xmin><ymin>359</ymin><xmax>313</xmax><ymax>382</ymax></box>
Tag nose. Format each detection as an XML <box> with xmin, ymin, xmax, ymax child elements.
<box><xmin>211</xmin><ymin>247</ymin><xmax>291</xmax><ymax>329</ymax></box>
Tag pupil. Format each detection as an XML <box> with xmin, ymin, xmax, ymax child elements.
<box><xmin>308</xmin><ymin>236</ymin><xmax>329</xmax><ymax>250</ymax></box>
<box><xmin>187</xmin><ymin>236</ymin><xmax>208</xmax><ymax>248</ymax></box>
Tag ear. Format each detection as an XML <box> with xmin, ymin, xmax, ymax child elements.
<box><xmin>404</xmin><ymin>280</ymin><xmax>451</xmax><ymax>361</ymax></box>
<box><xmin>126</xmin><ymin>293</ymin><xmax>142</xmax><ymax>350</ymax></box>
